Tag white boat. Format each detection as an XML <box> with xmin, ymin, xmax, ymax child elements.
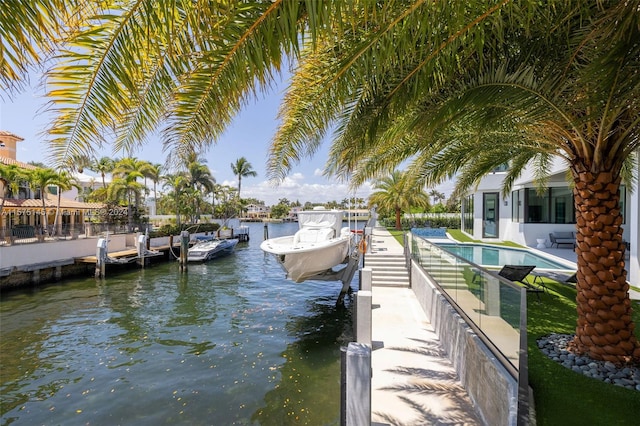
<box><xmin>260</xmin><ymin>208</ymin><xmax>352</xmax><ymax>282</ymax></box>
<box><xmin>187</xmin><ymin>237</ymin><xmax>238</xmax><ymax>262</ymax></box>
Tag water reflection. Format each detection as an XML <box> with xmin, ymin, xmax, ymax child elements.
<box><xmin>252</xmin><ymin>295</ymin><xmax>353</xmax><ymax>425</ymax></box>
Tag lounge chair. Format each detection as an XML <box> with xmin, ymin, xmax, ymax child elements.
<box><xmin>530</xmin><ymin>270</ymin><xmax>576</xmax><ymax>288</ymax></box>
<box><xmin>498</xmin><ymin>265</ymin><xmax>544</xmax><ymax>300</ymax></box>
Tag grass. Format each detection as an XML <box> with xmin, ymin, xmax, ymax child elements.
<box><xmin>526</xmin><ymin>279</ymin><xmax>640</xmax><ymax>425</ymax></box>
<box><xmin>393</xmin><ymin>227</ymin><xmax>640</xmax><ymax>424</ymax></box>
<box><xmin>446</xmin><ymin>228</ymin><xmax>524</xmax><ymax>248</ymax></box>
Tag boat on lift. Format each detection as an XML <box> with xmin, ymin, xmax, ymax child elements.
<box><xmin>260</xmin><ymin>207</ymin><xmax>352</xmax><ymax>282</ymax></box>
<box><xmin>187</xmin><ymin>236</ymin><xmax>238</xmax><ymax>262</ymax></box>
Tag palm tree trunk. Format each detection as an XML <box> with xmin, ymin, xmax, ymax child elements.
<box><xmin>53</xmin><ymin>190</ymin><xmax>61</xmax><ymax>236</ymax></box>
<box><xmin>572</xmin><ymin>170</ymin><xmax>640</xmax><ymax>363</ymax></box>
<box><xmin>127</xmin><ymin>190</ymin><xmax>134</xmax><ymax>231</ymax></box>
<box><xmin>41</xmin><ymin>196</ymin><xmax>48</xmax><ymax>238</ymax></box>
<box><xmin>0</xmin><ymin>193</ymin><xmax>6</xmax><ymax>240</ymax></box>
<box><xmin>395</xmin><ymin>207</ymin><xmax>401</xmax><ymax>230</ymax></box>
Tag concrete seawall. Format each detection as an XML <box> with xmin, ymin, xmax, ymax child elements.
<box><xmin>0</xmin><ymin>234</ymin><xmax>175</xmax><ymax>290</ymax></box>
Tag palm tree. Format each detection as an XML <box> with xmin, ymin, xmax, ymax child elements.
<box><xmin>107</xmin><ymin>174</ymin><xmax>145</xmax><ymax>231</ymax></box>
<box><xmin>162</xmin><ymin>173</ymin><xmax>188</xmax><ymax>226</ymax></box>
<box><xmin>4</xmin><ymin>0</ymin><xmax>639</xmax><ymax>363</ymax></box>
<box><xmin>0</xmin><ymin>163</ymin><xmax>27</xmax><ymax>237</ymax></box>
<box><xmin>26</xmin><ymin>167</ymin><xmax>59</xmax><ymax>235</ymax></box>
<box><xmin>111</xmin><ymin>158</ymin><xmax>150</xmax><ymax>230</ymax></box>
<box><xmin>146</xmin><ymin>163</ymin><xmax>163</xmax><ymax>215</ymax></box>
<box><xmin>50</xmin><ymin>170</ymin><xmax>81</xmax><ymax>236</ymax></box>
<box><xmin>267</xmin><ymin>3</ymin><xmax>640</xmax><ymax>363</ymax></box>
<box><xmin>231</xmin><ymin>157</ymin><xmax>257</xmax><ymax>199</ymax></box>
<box><xmin>428</xmin><ymin>190</ymin><xmax>446</xmax><ymax>207</ymax></box>
<box><xmin>184</xmin><ymin>159</ymin><xmax>215</xmax><ymax>221</ymax></box>
<box><xmin>89</xmin><ymin>156</ymin><xmax>115</xmax><ymax>188</ymax></box>
<box><xmin>369</xmin><ymin>171</ymin><xmax>430</xmax><ymax>230</ymax></box>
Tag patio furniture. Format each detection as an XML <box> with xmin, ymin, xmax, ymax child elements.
<box><xmin>531</xmin><ymin>270</ymin><xmax>576</xmax><ymax>288</ymax></box>
<box><xmin>549</xmin><ymin>231</ymin><xmax>575</xmax><ymax>248</ymax></box>
<box><xmin>498</xmin><ymin>265</ymin><xmax>544</xmax><ymax>300</ymax></box>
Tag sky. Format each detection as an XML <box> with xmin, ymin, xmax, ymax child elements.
<box><xmin>1</xmin><ymin>72</ymin><xmax>452</xmax><ymax>206</ymax></box>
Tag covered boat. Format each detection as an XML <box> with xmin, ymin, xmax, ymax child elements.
<box><xmin>187</xmin><ymin>237</ymin><xmax>238</xmax><ymax>262</ymax></box>
<box><xmin>260</xmin><ymin>208</ymin><xmax>352</xmax><ymax>282</ymax></box>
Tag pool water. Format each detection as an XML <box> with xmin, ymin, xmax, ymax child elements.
<box><xmin>436</xmin><ymin>243</ymin><xmax>570</xmax><ymax>270</ymax></box>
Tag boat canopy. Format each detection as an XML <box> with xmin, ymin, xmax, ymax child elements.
<box><xmin>297</xmin><ymin>209</ymin><xmax>344</xmax><ymax>236</ymax></box>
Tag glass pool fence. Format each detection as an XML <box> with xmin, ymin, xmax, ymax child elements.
<box><xmin>409</xmin><ymin>233</ymin><xmax>528</xmax><ymax>377</ymax></box>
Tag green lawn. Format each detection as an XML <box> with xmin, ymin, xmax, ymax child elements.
<box><xmin>395</xmin><ymin>228</ymin><xmax>640</xmax><ymax>424</ymax></box>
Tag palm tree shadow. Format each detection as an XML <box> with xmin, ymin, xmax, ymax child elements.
<box><xmin>372</xmin><ymin>331</ymin><xmax>482</xmax><ymax>425</ymax></box>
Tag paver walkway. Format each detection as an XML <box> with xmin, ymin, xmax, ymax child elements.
<box><xmin>367</xmin><ymin>227</ymin><xmax>482</xmax><ymax>425</ymax></box>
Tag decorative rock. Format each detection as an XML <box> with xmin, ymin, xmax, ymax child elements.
<box><xmin>537</xmin><ymin>333</ymin><xmax>639</xmax><ymax>392</ymax></box>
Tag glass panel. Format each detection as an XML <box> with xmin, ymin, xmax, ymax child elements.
<box><xmin>526</xmin><ymin>188</ymin><xmax>549</xmax><ymax>223</ymax></box>
<box><xmin>410</xmin><ymin>233</ymin><xmax>524</xmax><ymax>371</ymax></box>
<box><xmin>550</xmin><ymin>187</ymin><xmax>574</xmax><ymax>224</ymax></box>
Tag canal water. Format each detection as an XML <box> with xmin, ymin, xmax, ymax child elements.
<box><xmin>1</xmin><ymin>222</ymin><xmax>359</xmax><ymax>425</ymax></box>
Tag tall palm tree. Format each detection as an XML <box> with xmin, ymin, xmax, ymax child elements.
<box><xmin>3</xmin><ymin>0</ymin><xmax>639</xmax><ymax>362</ymax></box>
<box><xmin>231</xmin><ymin>157</ymin><xmax>257</xmax><ymax>199</ymax></box>
<box><xmin>146</xmin><ymin>163</ymin><xmax>163</xmax><ymax>215</ymax></box>
<box><xmin>428</xmin><ymin>190</ymin><xmax>446</xmax><ymax>206</ymax></box>
<box><xmin>369</xmin><ymin>171</ymin><xmax>430</xmax><ymax>230</ymax></box>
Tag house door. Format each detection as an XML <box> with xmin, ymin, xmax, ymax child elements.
<box><xmin>483</xmin><ymin>193</ymin><xmax>499</xmax><ymax>238</ymax></box>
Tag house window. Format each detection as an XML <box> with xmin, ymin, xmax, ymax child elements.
<box><xmin>518</xmin><ymin>187</ymin><xmax>575</xmax><ymax>224</ymax></box>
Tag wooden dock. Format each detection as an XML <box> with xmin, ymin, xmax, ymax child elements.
<box><xmin>75</xmin><ymin>243</ymin><xmax>179</xmax><ymax>264</ymax></box>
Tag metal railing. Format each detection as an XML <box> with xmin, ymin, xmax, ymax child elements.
<box><xmin>0</xmin><ymin>223</ymin><xmax>135</xmax><ymax>246</ymax></box>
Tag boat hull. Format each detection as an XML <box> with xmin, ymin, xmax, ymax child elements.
<box><xmin>260</xmin><ymin>236</ymin><xmax>351</xmax><ymax>282</ymax></box>
<box><xmin>187</xmin><ymin>239</ymin><xmax>238</xmax><ymax>262</ymax></box>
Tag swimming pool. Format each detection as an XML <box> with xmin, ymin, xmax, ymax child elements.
<box><xmin>436</xmin><ymin>243</ymin><xmax>572</xmax><ymax>270</ymax></box>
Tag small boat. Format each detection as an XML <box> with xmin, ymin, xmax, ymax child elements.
<box><xmin>260</xmin><ymin>208</ymin><xmax>352</xmax><ymax>282</ymax></box>
<box><xmin>187</xmin><ymin>237</ymin><xmax>238</xmax><ymax>262</ymax></box>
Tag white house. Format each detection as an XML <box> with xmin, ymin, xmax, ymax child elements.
<box><xmin>462</xmin><ymin>156</ymin><xmax>639</xmax><ymax>285</ymax></box>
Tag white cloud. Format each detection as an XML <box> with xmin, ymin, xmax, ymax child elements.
<box><xmin>242</xmin><ymin>179</ymin><xmax>373</xmax><ymax>206</ymax></box>
<box><xmin>314</xmin><ymin>168</ymin><xmax>323</xmax><ymax>176</ymax></box>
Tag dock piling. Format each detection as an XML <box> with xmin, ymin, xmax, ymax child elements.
<box><xmin>95</xmin><ymin>238</ymin><xmax>107</xmax><ymax>278</ymax></box>
<box><xmin>180</xmin><ymin>231</ymin><xmax>189</xmax><ymax>272</ymax></box>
